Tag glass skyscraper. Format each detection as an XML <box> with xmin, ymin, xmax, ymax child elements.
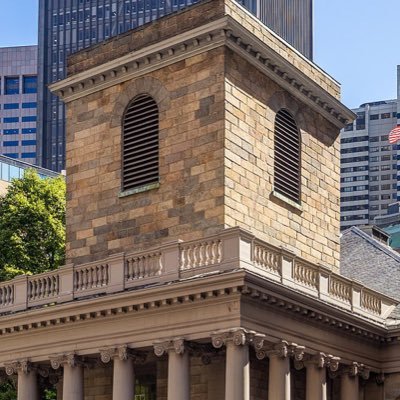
<box><xmin>0</xmin><ymin>46</ymin><xmax>38</xmax><ymax>164</ymax></box>
<box><xmin>38</xmin><ymin>0</ymin><xmax>313</xmax><ymax>171</ymax></box>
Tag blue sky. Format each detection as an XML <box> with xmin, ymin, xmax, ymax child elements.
<box><xmin>0</xmin><ymin>0</ymin><xmax>398</xmax><ymax>109</ymax></box>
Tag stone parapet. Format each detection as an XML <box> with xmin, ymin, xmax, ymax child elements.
<box><xmin>0</xmin><ymin>227</ymin><xmax>396</xmax><ymax>324</ymax></box>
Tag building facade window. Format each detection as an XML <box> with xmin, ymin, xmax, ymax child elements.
<box><xmin>21</xmin><ymin>116</ymin><xmax>37</xmax><ymax>122</ymax></box>
<box><xmin>122</xmin><ymin>94</ymin><xmax>159</xmax><ymax>192</ymax></box>
<box><xmin>273</xmin><ymin>109</ymin><xmax>301</xmax><ymax>203</ymax></box>
<box><xmin>4</xmin><ymin>103</ymin><xmax>19</xmax><ymax>109</ymax></box>
<box><xmin>23</xmin><ymin>76</ymin><xmax>38</xmax><ymax>94</ymax></box>
<box><xmin>5</xmin><ymin>77</ymin><xmax>19</xmax><ymax>95</ymax></box>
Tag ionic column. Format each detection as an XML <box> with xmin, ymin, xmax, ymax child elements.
<box><xmin>305</xmin><ymin>353</ymin><xmax>339</xmax><ymax>400</ymax></box>
<box><xmin>5</xmin><ymin>360</ymin><xmax>38</xmax><ymax>400</ymax></box>
<box><xmin>268</xmin><ymin>342</ymin><xmax>291</xmax><ymax>400</ymax></box>
<box><xmin>154</xmin><ymin>338</ymin><xmax>189</xmax><ymax>400</ymax></box>
<box><xmin>100</xmin><ymin>345</ymin><xmax>136</xmax><ymax>400</ymax></box>
<box><xmin>254</xmin><ymin>339</ymin><xmax>305</xmax><ymax>400</ymax></box>
<box><xmin>211</xmin><ymin>328</ymin><xmax>251</xmax><ymax>400</ymax></box>
<box><xmin>50</xmin><ymin>353</ymin><xmax>84</xmax><ymax>400</ymax></box>
<box><xmin>341</xmin><ymin>363</ymin><xmax>361</xmax><ymax>400</ymax></box>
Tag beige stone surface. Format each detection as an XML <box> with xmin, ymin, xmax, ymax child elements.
<box><xmin>66</xmin><ymin>48</ymin><xmax>226</xmax><ymax>265</ymax></box>
<box><xmin>224</xmin><ymin>50</ymin><xmax>341</xmax><ymax>270</ymax></box>
<box><xmin>66</xmin><ymin>45</ymin><xmax>340</xmax><ymax>270</ymax></box>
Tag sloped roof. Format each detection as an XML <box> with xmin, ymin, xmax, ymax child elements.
<box><xmin>341</xmin><ymin>226</ymin><xmax>400</xmax><ymax>318</ymax></box>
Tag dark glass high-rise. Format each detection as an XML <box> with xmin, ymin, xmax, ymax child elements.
<box><xmin>37</xmin><ymin>0</ymin><xmax>312</xmax><ymax>171</ymax></box>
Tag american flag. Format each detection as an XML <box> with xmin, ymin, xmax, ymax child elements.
<box><xmin>389</xmin><ymin>125</ymin><xmax>400</xmax><ymax>144</ymax></box>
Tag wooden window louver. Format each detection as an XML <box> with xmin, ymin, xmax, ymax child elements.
<box><xmin>274</xmin><ymin>109</ymin><xmax>301</xmax><ymax>203</ymax></box>
<box><xmin>122</xmin><ymin>94</ymin><xmax>159</xmax><ymax>191</ymax></box>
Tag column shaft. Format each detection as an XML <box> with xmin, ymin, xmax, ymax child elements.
<box><xmin>306</xmin><ymin>364</ymin><xmax>327</xmax><ymax>400</ymax></box>
<box><xmin>18</xmin><ymin>370</ymin><xmax>38</xmax><ymax>400</ymax></box>
<box><xmin>225</xmin><ymin>341</ymin><xmax>250</xmax><ymax>400</ymax></box>
<box><xmin>168</xmin><ymin>351</ymin><xmax>189</xmax><ymax>400</ymax></box>
<box><xmin>63</xmin><ymin>364</ymin><xmax>84</xmax><ymax>400</ymax></box>
<box><xmin>268</xmin><ymin>354</ymin><xmax>291</xmax><ymax>400</ymax></box>
<box><xmin>341</xmin><ymin>374</ymin><xmax>359</xmax><ymax>399</ymax></box>
<box><xmin>113</xmin><ymin>358</ymin><xmax>135</xmax><ymax>400</ymax></box>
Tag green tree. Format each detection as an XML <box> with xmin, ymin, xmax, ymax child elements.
<box><xmin>0</xmin><ymin>169</ymin><xmax>66</xmax><ymax>281</ymax></box>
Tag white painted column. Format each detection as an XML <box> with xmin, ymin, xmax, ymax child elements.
<box><xmin>268</xmin><ymin>352</ymin><xmax>291</xmax><ymax>400</ymax></box>
<box><xmin>17</xmin><ymin>368</ymin><xmax>38</xmax><ymax>400</ymax></box>
<box><xmin>225</xmin><ymin>340</ymin><xmax>250</xmax><ymax>400</ymax></box>
<box><xmin>154</xmin><ymin>338</ymin><xmax>190</xmax><ymax>400</ymax></box>
<box><xmin>63</xmin><ymin>362</ymin><xmax>84</xmax><ymax>400</ymax></box>
<box><xmin>306</xmin><ymin>361</ymin><xmax>327</xmax><ymax>400</ymax></box>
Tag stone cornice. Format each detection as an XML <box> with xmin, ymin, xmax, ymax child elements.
<box><xmin>50</xmin><ymin>16</ymin><xmax>354</xmax><ymax>130</ymax></box>
<box><xmin>50</xmin><ymin>18</ymin><xmax>229</xmax><ymax>102</ymax></box>
<box><xmin>0</xmin><ymin>271</ymin><xmax>396</xmax><ymax>370</ymax></box>
<box><xmin>0</xmin><ymin>269</ymin><xmax>393</xmax><ymax>353</ymax></box>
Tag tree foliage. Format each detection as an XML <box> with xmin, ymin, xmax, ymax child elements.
<box><xmin>0</xmin><ymin>169</ymin><xmax>66</xmax><ymax>281</ymax></box>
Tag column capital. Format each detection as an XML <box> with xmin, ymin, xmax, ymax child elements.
<box><xmin>99</xmin><ymin>345</ymin><xmax>147</xmax><ymax>363</ymax></box>
<box><xmin>154</xmin><ymin>338</ymin><xmax>186</xmax><ymax>357</ymax></box>
<box><xmin>211</xmin><ymin>328</ymin><xmax>254</xmax><ymax>349</ymax></box>
<box><xmin>255</xmin><ymin>340</ymin><xmax>305</xmax><ymax>361</ymax></box>
<box><xmin>49</xmin><ymin>353</ymin><xmax>82</xmax><ymax>370</ymax></box>
<box><xmin>342</xmin><ymin>362</ymin><xmax>370</xmax><ymax>380</ymax></box>
<box><xmin>4</xmin><ymin>359</ymin><xmax>32</xmax><ymax>376</ymax></box>
<box><xmin>304</xmin><ymin>353</ymin><xmax>340</xmax><ymax>371</ymax></box>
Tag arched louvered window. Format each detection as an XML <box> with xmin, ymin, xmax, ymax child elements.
<box><xmin>274</xmin><ymin>109</ymin><xmax>301</xmax><ymax>203</ymax></box>
<box><xmin>122</xmin><ymin>94</ymin><xmax>159</xmax><ymax>192</ymax></box>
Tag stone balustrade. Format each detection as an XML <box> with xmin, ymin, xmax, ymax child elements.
<box><xmin>0</xmin><ymin>227</ymin><xmax>396</xmax><ymax>323</ymax></box>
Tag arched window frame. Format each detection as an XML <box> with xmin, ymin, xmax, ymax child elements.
<box><xmin>273</xmin><ymin>108</ymin><xmax>301</xmax><ymax>204</ymax></box>
<box><xmin>121</xmin><ymin>93</ymin><xmax>160</xmax><ymax>194</ymax></box>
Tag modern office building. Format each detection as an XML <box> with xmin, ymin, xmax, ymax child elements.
<box><xmin>37</xmin><ymin>0</ymin><xmax>313</xmax><ymax>171</ymax></box>
<box><xmin>0</xmin><ymin>46</ymin><xmax>38</xmax><ymax>164</ymax></box>
<box><xmin>340</xmin><ymin>96</ymin><xmax>399</xmax><ymax>230</ymax></box>
<box><xmin>0</xmin><ymin>154</ymin><xmax>59</xmax><ymax>195</ymax></box>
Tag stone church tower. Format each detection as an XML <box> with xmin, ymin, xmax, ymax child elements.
<box><xmin>1</xmin><ymin>1</ymin><xmax>398</xmax><ymax>400</ymax></box>
<box><xmin>58</xmin><ymin>0</ymin><xmax>351</xmax><ymax>274</ymax></box>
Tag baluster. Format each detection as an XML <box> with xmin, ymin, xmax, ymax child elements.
<box><xmin>149</xmin><ymin>255</ymin><xmax>155</xmax><ymax>277</ymax></box>
<box><xmin>105</xmin><ymin>264</ymin><xmax>109</xmax><ymax>284</ymax></box>
<box><xmin>83</xmin><ymin>269</ymin><xmax>88</xmax><ymax>289</ymax></box>
<box><xmin>126</xmin><ymin>259</ymin><xmax>132</xmax><ymax>280</ymax></box>
<box><xmin>132</xmin><ymin>258</ymin><xmax>137</xmax><ymax>279</ymax></box>
<box><xmin>146</xmin><ymin>256</ymin><xmax>151</xmax><ymax>277</ymax></box>
<box><xmin>99</xmin><ymin>265</ymin><xmax>103</xmax><ymax>285</ymax></box>
<box><xmin>182</xmin><ymin>247</ymin><xmax>188</xmax><ymax>270</ymax></box>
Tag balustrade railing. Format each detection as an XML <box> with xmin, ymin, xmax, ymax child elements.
<box><xmin>0</xmin><ymin>228</ymin><xmax>396</xmax><ymax>323</ymax></box>
<box><xmin>126</xmin><ymin>252</ymin><xmax>162</xmax><ymax>281</ymax></box>
<box><xmin>253</xmin><ymin>242</ymin><xmax>281</xmax><ymax>275</ymax></box>
<box><xmin>293</xmin><ymin>261</ymin><xmax>318</xmax><ymax>289</ymax></box>
<box><xmin>28</xmin><ymin>272</ymin><xmax>59</xmax><ymax>306</ymax></box>
<box><xmin>0</xmin><ymin>282</ymin><xmax>13</xmax><ymax>307</ymax></box>
<box><xmin>329</xmin><ymin>276</ymin><xmax>352</xmax><ymax>304</ymax></box>
<box><xmin>74</xmin><ymin>263</ymin><xmax>110</xmax><ymax>292</ymax></box>
<box><xmin>180</xmin><ymin>239</ymin><xmax>222</xmax><ymax>270</ymax></box>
